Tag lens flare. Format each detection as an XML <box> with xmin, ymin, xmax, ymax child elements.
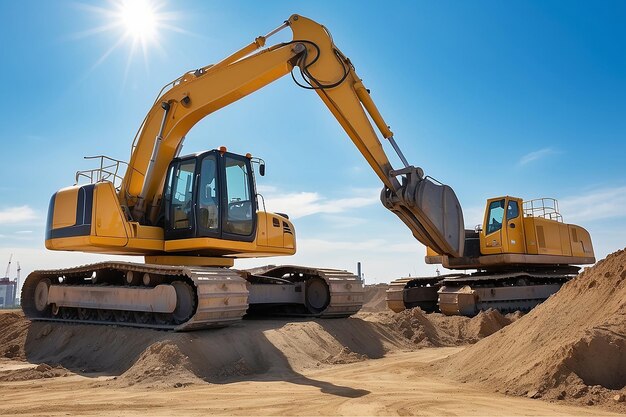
<box><xmin>119</xmin><ymin>0</ymin><xmax>157</xmax><ymax>43</ymax></box>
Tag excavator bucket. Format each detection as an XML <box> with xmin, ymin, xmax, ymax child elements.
<box><xmin>381</xmin><ymin>168</ymin><xmax>464</xmax><ymax>258</ymax></box>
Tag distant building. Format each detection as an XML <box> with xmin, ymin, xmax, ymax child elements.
<box><xmin>0</xmin><ymin>278</ymin><xmax>17</xmax><ymax>308</ymax></box>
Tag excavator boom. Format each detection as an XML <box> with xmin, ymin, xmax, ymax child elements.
<box><xmin>120</xmin><ymin>14</ymin><xmax>464</xmax><ymax>258</ymax></box>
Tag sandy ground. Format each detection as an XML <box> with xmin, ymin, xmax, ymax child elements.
<box><xmin>0</xmin><ymin>308</ymin><xmax>618</xmax><ymax>416</ymax></box>
<box><xmin>1</xmin><ymin>347</ymin><xmax>618</xmax><ymax>417</ymax></box>
<box><xmin>2</xmin><ymin>250</ymin><xmax>624</xmax><ymax>417</ymax></box>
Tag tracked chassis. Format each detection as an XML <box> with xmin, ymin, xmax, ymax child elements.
<box><xmin>22</xmin><ymin>262</ymin><xmax>363</xmax><ymax>331</ymax></box>
<box><xmin>387</xmin><ymin>268</ymin><xmax>578</xmax><ymax>316</ymax></box>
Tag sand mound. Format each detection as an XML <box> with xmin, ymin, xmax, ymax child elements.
<box><xmin>374</xmin><ymin>308</ymin><xmax>512</xmax><ymax>347</ymax></box>
<box><xmin>361</xmin><ymin>284</ymin><xmax>390</xmax><ymax>312</ymax></box>
<box><xmin>441</xmin><ymin>248</ymin><xmax>626</xmax><ymax>410</ymax></box>
<box><xmin>3</xmin><ymin>314</ymin><xmax>411</xmax><ymax>387</ymax></box>
<box><xmin>120</xmin><ymin>341</ymin><xmax>199</xmax><ymax>387</ymax></box>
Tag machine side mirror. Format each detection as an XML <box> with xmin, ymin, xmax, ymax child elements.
<box><xmin>259</xmin><ymin>163</ymin><xmax>265</xmax><ymax>176</ymax></box>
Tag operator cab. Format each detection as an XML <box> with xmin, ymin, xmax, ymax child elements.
<box><xmin>162</xmin><ymin>149</ymin><xmax>259</xmax><ymax>242</ymax></box>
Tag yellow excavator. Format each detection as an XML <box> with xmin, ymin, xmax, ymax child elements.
<box><xmin>22</xmin><ymin>15</ymin><xmax>465</xmax><ymax>330</ymax></box>
<box><xmin>22</xmin><ymin>15</ymin><xmax>592</xmax><ymax>328</ymax></box>
<box><xmin>386</xmin><ymin>196</ymin><xmax>595</xmax><ymax>315</ymax></box>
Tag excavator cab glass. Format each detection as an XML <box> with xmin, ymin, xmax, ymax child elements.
<box><xmin>162</xmin><ymin>150</ymin><xmax>257</xmax><ymax>242</ymax></box>
<box><xmin>486</xmin><ymin>199</ymin><xmax>505</xmax><ymax>234</ymax></box>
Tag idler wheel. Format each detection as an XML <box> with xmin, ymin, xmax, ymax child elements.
<box><xmin>305</xmin><ymin>277</ymin><xmax>330</xmax><ymax>314</ymax></box>
<box><xmin>172</xmin><ymin>281</ymin><xmax>195</xmax><ymax>324</ymax></box>
<box><xmin>34</xmin><ymin>279</ymin><xmax>51</xmax><ymax>314</ymax></box>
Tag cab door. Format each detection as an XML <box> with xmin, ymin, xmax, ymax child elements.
<box><xmin>163</xmin><ymin>158</ymin><xmax>198</xmax><ymax>241</ymax></box>
<box><xmin>481</xmin><ymin>198</ymin><xmax>505</xmax><ymax>255</ymax></box>
<box><xmin>502</xmin><ymin>198</ymin><xmax>525</xmax><ymax>253</ymax></box>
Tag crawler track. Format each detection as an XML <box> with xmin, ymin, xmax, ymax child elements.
<box><xmin>246</xmin><ymin>265</ymin><xmax>364</xmax><ymax>317</ymax></box>
<box><xmin>387</xmin><ymin>270</ymin><xmax>576</xmax><ymax>316</ymax></box>
<box><xmin>21</xmin><ymin>262</ymin><xmax>249</xmax><ymax>331</ymax></box>
<box><xmin>437</xmin><ymin>271</ymin><xmax>572</xmax><ymax>316</ymax></box>
<box><xmin>22</xmin><ymin>262</ymin><xmax>364</xmax><ymax>331</ymax></box>
<box><xmin>386</xmin><ymin>274</ymin><xmax>462</xmax><ymax>313</ymax></box>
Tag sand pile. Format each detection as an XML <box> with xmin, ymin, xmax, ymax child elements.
<box><xmin>441</xmin><ymin>248</ymin><xmax>626</xmax><ymax>410</ymax></box>
<box><xmin>1</xmin><ymin>313</ymin><xmax>412</xmax><ymax>386</ymax></box>
<box><xmin>119</xmin><ymin>341</ymin><xmax>200</xmax><ymax>387</ymax></box>
<box><xmin>377</xmin><ymin>308</ymin><xmax>513</xmax><ymax>347</ymax></box>
<box><xmin>361</xmin><ymin>284</ymin><xmax>390</xmax><ymax>312</ymax></box>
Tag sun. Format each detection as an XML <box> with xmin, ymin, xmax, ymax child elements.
<box><xmin>118</xmin><ymin>0</ymin><xmax>158</xmax><ymax>43</ymax></box>
<box><xmin>73</xmin><ymin>0</ymin><xmax>188</xmax><ymax>77</ymax></box>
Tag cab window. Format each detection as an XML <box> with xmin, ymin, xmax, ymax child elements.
<box><xmin>507</xmin><ymin>200</ymin><xmax>519</xmax><ymax>220</ymax></box>
<box><xmin>197</xmin><ymin>155</ymin><xmax>219</xmax><ymax>230</ymax></box>
<box><xmin>486</xmin><ymin>199</ymin><xmax>505</xmax><ymax>234</ymax></box>
<box><xmin>170</xmin><ymin>160</ymin><xmax>196</xmax><ymax>230</ymax></box>
<box><xmin>224</xmin><ymin>156</ymin><xmax>253</xmax><ymax>236</ymax></box>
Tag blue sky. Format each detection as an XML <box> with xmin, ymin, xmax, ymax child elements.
<box><xmin>1</xmin><ymin>0</ymin><xmax>625</xmax><ymax>284</ymax></box>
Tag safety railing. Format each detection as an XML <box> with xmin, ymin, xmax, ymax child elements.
<box><xmin>523</xmin><ymin>198</ymin><xmax>563</xmax><ymax>222</ymax></box>
<box><xmin>75</xmin><ymin>155</ymin><xmax>128</xmax><ymax>191</ymax></box>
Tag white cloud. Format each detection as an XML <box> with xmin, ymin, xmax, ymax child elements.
<box><xmin>0</xmin><ymin>206</ymin><xmax>38</xmax><ymax>225</ymax></box>
<box><xmin>558</xmin><ymin>186</ymin><xmax>626</xmax><ymax>223</ymax></box>
<box><xmin>15</xmin><ymin>230</ymin><xmax>33</xmax><ymax>234</ymax></box>
<box><xmin>518</xmin><ymin>147</ymin><xmax>558</xmax><ymax>166</ymax></box>
<box><xmin>259</xmin><ymin>187</ymin><xmax>379</xmax><ymax>219</ymax></box>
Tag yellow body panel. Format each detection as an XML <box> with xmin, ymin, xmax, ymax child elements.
<box><xmin>45</xmin><ymin>236</ymin><xmax>91</xmax><ymax>251</ymax></box>
<box><xmin>94</xmin><ymin>182</ymin><xmax>129</xmax><ymax>242</ymax></box>
<box><xmin>164</xmin><ymin>237</ymin><xmax>295</xmax><ymax>256</ymax></box>
<box><xmin>523</xmin><ymin>217</ymin><xmax>568</xmax><ymax>256</ymax></box>
<box><xmin>52</xmin><ymin>187</ymin><xmax>79</xmax><ymax>229</ymax></box>
<box><xmin>522</xmin><ymin>217</ymin><xmax>539</xmax><ymax>255</ymax></box>
<box><xmin>569</xmin><ymin>225</ymin><xmax>594</xmax><ymax>258</ymax></box>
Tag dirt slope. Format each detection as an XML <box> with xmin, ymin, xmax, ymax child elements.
<box><xmin>441</xmin><ymin>248</ymin><xmax>626</xmax><ymax>411</ymax></box>
<box><xmin>371</xmin><ymin>308</ymin><xmax>514</xmax><ymax>347</ymax></box>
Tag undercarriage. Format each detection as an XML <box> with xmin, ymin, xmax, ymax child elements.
<box><xmin>22</xmin><ymin>262</ymin><xmax>364</xmax><ymax>331</ymax></box>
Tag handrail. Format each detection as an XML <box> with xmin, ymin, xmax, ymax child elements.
<box><xmin>523</xmin><ymin>198</ymin><xmax>563</xmax><ymax>222</ymax></box>
<box><xmin>75</xmin><ymin>155</ymin><xmax>128</xmax><ymax>190</ymax></box>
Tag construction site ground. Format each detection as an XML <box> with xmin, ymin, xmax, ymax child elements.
<box><xmin>1</xmin><ymin>248</ymin><xmax>625</xmax><ymax>416</ymax></box>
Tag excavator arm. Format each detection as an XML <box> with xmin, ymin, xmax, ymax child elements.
<box><xmin>120</xmin><ymin>14</ymin><xmax>464</xmax><ymax>257</ymax></box>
